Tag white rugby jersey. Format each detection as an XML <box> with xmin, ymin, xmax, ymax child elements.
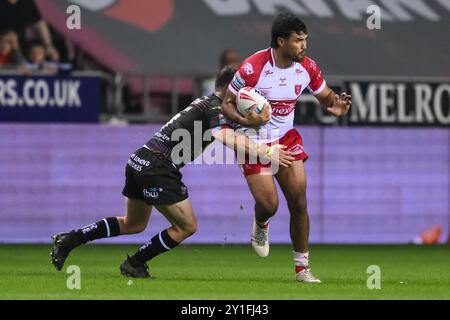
<box><xmin>228</xmin><ymin>48</ymin><xmax>326</xmax><ymax>142</ymax></box>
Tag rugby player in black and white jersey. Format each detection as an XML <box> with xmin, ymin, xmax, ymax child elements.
<box><xmin>50</xmin><ymin>66</ymin><xmax>294</xmax><ymax>278</ymax></box>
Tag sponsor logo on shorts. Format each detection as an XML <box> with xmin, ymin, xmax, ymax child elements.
<box><xmin>143</xmin><ymin>187</ymin><xmax>163</xmax><ymax>199</ymax></box>
<box><xmin>289</xmin><ymin>144</ymin><xmax>304</xmax><ymax>154</ymax></box>
<box><xmin>127</xmin><ymin>153</ymin><xmax>151</xmax><ymax>172</ymax></box>
<box><xmin>127</xmin><ymin>158</ymin><xmax>142</xmax><ymax>171</ymax></box>
<box><xmin>131</xmin><ymin>154</ymin><xmax>151</xmax><ymax>166</ymax></box>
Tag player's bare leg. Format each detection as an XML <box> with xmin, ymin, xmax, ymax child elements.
<box><xmin>275</xmin><ymin>162</ymin><xmax>309</xmax><ymax>253</ymax></box>
<box><xmin>245</xmin><ymin>173</ymin><xmax>279</xmax><ymax>257</ymax></box>
<box><xmin>156</xmin><ymin>198</ymin><xmax>198</xmax><ymax>243</ymax></box>
<box><xmin>51</xmin><ymin>197</ymin><xmax>151</xmax><ymax>271</ymax></box>
<box><xmin>117</xmin><ymin>197</ymin><xmax>152</xmax><ymax>234</ymax></box>
<box><xmin>275</xmin><ymin>160</ymin><xmax>321</xmax><ymax>283</ymax></box>
<box><xmin>120</xmin><ymin>198</ymin><xmax>197</xmax><ymax>278</ymax></box>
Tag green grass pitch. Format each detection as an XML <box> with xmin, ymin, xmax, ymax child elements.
<box><xmin>0</xmin><ymin>244</ymin><xmax>449</xmax><ymax>299</ymax></box>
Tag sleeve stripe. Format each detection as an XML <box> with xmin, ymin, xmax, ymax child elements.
<box><xmin>310</xmin><ymin>80</ymin><xmax>326</xmax><ymax>95</ymax></box>
<box><xmin>228</xmin><ymin>84</ymin><xmax>238</xmax><ymax>95</ymax></box>
<box><xmin>230</xmin><ymin>81</ymin><xmax>239</xmax><ymax>91</ymax></box>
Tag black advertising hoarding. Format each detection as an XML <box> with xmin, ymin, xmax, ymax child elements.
<box><xmin>295</xmin><ymin>78</ymin><xmax>450</xmax><ymax>126</ymax></box>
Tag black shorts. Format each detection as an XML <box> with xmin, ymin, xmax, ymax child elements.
<box><xmin>122</xmin><ymin>147</ymin><xmax>189</xmax><ymax>206</ymax></box>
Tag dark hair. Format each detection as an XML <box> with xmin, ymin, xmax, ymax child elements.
<box><xmin>27</xmin><ymin>40</ymin><xmax>45</xmax><ymax>50</ymax></box>
<box><xmin>215</xmin><ymin>65</ymin><xmax>237</xmax><ymax>90</ymax></box>
<box><xmin>271</xmin><ymin>13</ymin><xmax>307</xmax><ymax>48</ymax></box>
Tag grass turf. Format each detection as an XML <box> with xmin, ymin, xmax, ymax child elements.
<box><xmin>0</xmin><ymin>244</ymin><xmax>449</xmax><ymax>300</ymax></box>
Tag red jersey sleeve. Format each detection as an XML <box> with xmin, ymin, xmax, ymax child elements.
<box><xmin>228</xmin><ymin>49</ymin><xmax>269</xmax><ymax>95</ymax></box>
<box><xmin>301</xmin><ymin>56</ymin><xmax>326</xmax><ymax>95</ymax></box>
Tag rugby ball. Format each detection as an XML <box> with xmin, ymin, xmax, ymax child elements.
<box><xmin>236</xmin><ymin>87</ymin><xmax>271</xmax><ymax>116</ymax></box>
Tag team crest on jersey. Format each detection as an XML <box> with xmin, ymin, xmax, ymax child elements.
<box><xmin>295</xmin><ymin>84</ymin><xmax>302</xmax><ymax>95</ymax></box>
<box><xmin>243</xmin><ymin>62</ymin><xmax>254</xmax><ymax>75</ymax></box>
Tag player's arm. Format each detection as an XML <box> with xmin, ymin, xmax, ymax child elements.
<box><xmin>305</xmin><ymin>56</ymin><xmax>351</xmax><ymax>117</ymax></box>
<box><xmin>314</xmin><ymin>85</ymin><xmax>351</xmax><ymax>117</ymax></box>
<box><xmin>212</xmin><ymin>127</ymin><xmax>295</xmax><ymax>167</ymax></box>
<box><xmin>222</xmin><ymin>90</ymin><xmax>271</xmax><ymax>127</ymax></box>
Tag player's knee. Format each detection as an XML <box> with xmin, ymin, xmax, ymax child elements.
<box><xmin>256</xmin><ymin>198</ymin><xmax>278</xmax><ymax>217</ymax></box>
<box><xmin>133</xmin><ymin>224</ymin><xmax>147</xmax><ymax>234</ymax></box>
<box><xmin>180</xmin><ymin>220</ymin><xmax>197</xmax><ymax>237</ymax></box>
<box><xmin>267</xmin><ymin>202</ymin><xmax>279</xmax><ymax>216</ymax></box>
<box><xmin>127</xmin><ymin>225</ymin><xmax>146</xmax><ymax>234</ymax></box>
<box><xmin>287</xmin><ymin>194</ymin><xmax>307</xmax><ymax>215</ymax></box>
<box><xmin>122</xmin><ymin>217</ymin><xmax>147</xmax><ymax>234</ymax></box>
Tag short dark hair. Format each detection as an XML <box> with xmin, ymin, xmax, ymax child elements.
<box><xmin>27</xmin><ymin>40</ymin><xmax>45</xmax><ymax>49</ymax></box>
<box><xmin>215</xmin><ymin>65</ymin><xmax>237</xmax><ymax>90</ymax></box>
<box><xmin>25</xmin><ymin>40</ymin><xmax>45</xmax><ymax>57</ymax></box>
<box><xmin>271</xmin><ymin>13</ymin><xmax>307</xmax><ymax>48</ymax></box>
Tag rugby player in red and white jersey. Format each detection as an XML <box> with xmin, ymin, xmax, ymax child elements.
<box><xmin>222</xmin><ymin>13</ymin><xmax>351</xmax><ymax>283</ymax></box>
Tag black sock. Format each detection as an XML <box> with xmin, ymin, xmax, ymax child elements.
<box><xmin>133</xmin><ymin>229</ymin><xmax>179</xmax><ymax>263</ymax></box>
<box><xmin>73</xmin><ymin>217</ymin><xmax>121</xmax><ymax>245</ymax></box>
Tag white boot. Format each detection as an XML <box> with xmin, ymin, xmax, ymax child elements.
<box><xmin>251</xmin><ymin>220</ymin><xmax>269</xmax><ymax>257</ymax></box>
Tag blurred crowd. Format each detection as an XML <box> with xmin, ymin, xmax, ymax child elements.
<box><xmin>0</xmin><ymin>0</ymin><xmax>242</xmax><ymax>115</ymax></box>
<box><xmin>201</xmin><ymin>48</ymin><xmax>241</xmax><ymax>96</ymax></box>
<box><xmin>0</xmin><ymin>0</ymin><xmax>105</xmax><ymax>75</ymax></box>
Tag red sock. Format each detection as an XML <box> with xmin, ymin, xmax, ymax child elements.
<box><xmin>256</xmin><ymin>221</ymin><xmax>269</xmax><ymax>228</ymax></box>
<box><xmin>295</xmin><ymin>265</ymin><xmax>308</xmax><ymax>273</ymax></box>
